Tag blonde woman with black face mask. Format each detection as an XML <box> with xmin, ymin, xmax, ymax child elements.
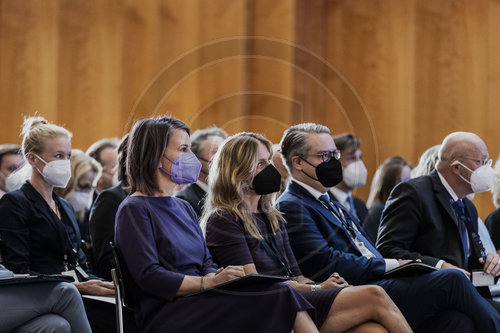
<box><xmin>203</xmin><ymin>132</ymin><xmax>412</xmax><ymax>333</ymax></box>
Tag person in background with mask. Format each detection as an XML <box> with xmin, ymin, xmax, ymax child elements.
<box><xmin>175</xmin><ymin>126</ymin><xmax>227</xmax><ymax>218</ymax></box>
<box><xmin>55</xmin><ymin>149</ymin><xmax>101</xmax><ymax>244</ymax></box>
<box><xmin>330</xmin><ymin>133</ymin><xmax>369</xmax><ymax>222</ymax></box>
<box><xmin>377</xmin><ymin>132</ymin><xmax>500</xmax><ymax>278</ymax></box>
<box><xmin>362</xmin><ymin>156</ymin><xmax>412</xmax><ymax>243</ymax></box>
<box><xmin>277</xmin><ymin>124</ymin><xmax>500</xmax><ymax>332</ymax></box>
<box><xmin>0</xmin><ymin>144</ymin><xmax>24</xmax><ymax>198</ymax></box>
<box><xmin>86</xmin><ymin>137</ymin><xmax>119</xmax><ymax>201</ymax></box>
<box><xmin>0</xmin><ymin>116</ymin><xmax>116</xmax><ymax>332</ymax></box>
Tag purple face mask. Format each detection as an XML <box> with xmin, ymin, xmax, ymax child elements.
<box><xmin>161</xmin><ymin>152</ymin><xmax>201</xmax><ymax>185</ymax></box>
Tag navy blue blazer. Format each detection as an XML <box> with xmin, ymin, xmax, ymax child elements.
<box><xmin>377</xmin><ymin>171</ymin><xmax>480</xmax><ymax>269</ymax></box>
<box><xmin>277</xmin><ymin>181</ymin><xmax>386</xmax><ymax>284</ymax></box>
<box><xmin>0</xmin><ymin>181</ymin><xmax>87</xmax><ymax>274</ymax></box>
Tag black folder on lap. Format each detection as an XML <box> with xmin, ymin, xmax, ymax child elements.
<box><xmin>385</xmin><ymin>261</ymin><xmax>438</xmax><ymax>278</ymax></box>
<box><xmin>0</xmin><ymin>274</ymin><xmax>75</xmax><ymax>285</ymax></box>
<box><xmin>185</xmin><ymin>273</ymin><xmax>288</xmax><ymax>297</ymax></box>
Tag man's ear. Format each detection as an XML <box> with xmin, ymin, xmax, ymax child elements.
<box><xmin>291</xmin><ymin>155</ymin><xmax>302</xmax><ymax>171</ymax></box>
<box><xmin>450</xmin><ymin>162</ymin><xmax>461</xmax><ymax>175</ymax></box>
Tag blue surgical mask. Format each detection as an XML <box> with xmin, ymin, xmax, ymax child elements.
<box><xmin>160</xmin><ymin>152</ymin><xmax>201</xmax><ymax>185</ymax></box>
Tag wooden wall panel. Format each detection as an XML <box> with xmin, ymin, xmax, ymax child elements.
<box><xmin>0</xmin><ymin>0</ymin><xmax>499</xmax><ymax>218</ymax></box>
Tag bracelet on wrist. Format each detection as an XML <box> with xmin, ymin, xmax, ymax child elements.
<box><xmin>311</xmin><ymin>284</ymin><xmax>321</xmax><ymax>292</ymax></box>
<box><xmin>200</xmin><ymin>276</ymin><xmax>205</xmax><ymax>291</ymax></box>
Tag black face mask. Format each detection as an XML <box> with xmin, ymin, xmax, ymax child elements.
<box><xmin>251</xmin><ymin>164</ymin><xmax>282</xmax><ymax>195</ymax></box>
<box><xmin>300</xmin><ymin>156</ymin><xmax>343</xmax><ymax>188</ymax></box>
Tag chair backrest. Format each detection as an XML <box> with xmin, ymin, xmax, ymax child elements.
<box><xmin>0</xmin><ymin>235</ymin><xmax>3</xmax><ymax>264</ymax></box>
<box><xmin>109</xmin><ymin>242</ymin><xmax>136</xmax><ymax>309</ymax></box>
<box><xmin>111</xmin><ymin>268</ymin><xmax>124</xmax><ymax>333</ymax></box>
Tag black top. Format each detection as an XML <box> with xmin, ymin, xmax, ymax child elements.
<box><xmin>89</xmin><ymin>183</ymin><xmax>128</xmax><ymax>280</ymax></box>
<box><xmin>0</xmin><ymin>181</ymin><xmax>87</xmax><ymax>274</ymax></box>
<box><xmin>352</xmin><ymin>195</ymin><xmax>369</xmax><ymax>222</ymax></box>
<box><xmin>174</xmin><ymin>183</ymin><xmax>206</xmax><ymax>218</ymax></box>
<box><xmin>485</xmin><ymin>208</ymin><xmax>500</xmax><ymax>250</ymax></box>
<box><xmin>362</xmin><ymin>202</ymin><xmax>385</xmax><ymax>244</ymax></box>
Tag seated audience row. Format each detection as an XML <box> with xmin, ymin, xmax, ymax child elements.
<box><xmin>2</xmin><ymin>114</ymin><xmax>500</xmax><ymax>332</ymax></box>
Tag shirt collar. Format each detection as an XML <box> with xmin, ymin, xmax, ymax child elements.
<box><xmin>329</xmin><ymin>187</ymin><xmax>350</xmax><ymax>205</ymax></box>
<box><xmin>292</xmin><ymin>178</ymin><xmax>327</xmax><ymax>200</ymax></box>
<box><xmin>196</xmin><ymin>180</ymin><xmax>208</xmax><ymax>193</ymax></box>
<box><xmin>437</xmin><ymin>170</ymin><xmax>459</xmax><ymax>202</ymax></box>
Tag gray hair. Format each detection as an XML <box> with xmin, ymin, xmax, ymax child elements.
<box><xmin>411</xmin><ymin>145</ymin><xmax>440</xmax><ymax>178</ymax></box>
<box><xmin>190</xmin><ymin>126</ymin><xmax>228</xmax><ymax>156</ymax></box>
<box><xmin>280</xmin><ymin>123</ymin><xmax>330</xmax><ymax>174</ymax></box>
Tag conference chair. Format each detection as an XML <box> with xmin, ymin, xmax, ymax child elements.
<box><xmin>110</xmin><ymin>242</ymin><xmax>136</xmax><ymax>333</ymax></box>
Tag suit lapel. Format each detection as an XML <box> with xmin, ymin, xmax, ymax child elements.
<box><xmin>430</xmin><ymin>172</ymin><xmax>469</xmax><ymax>264</ymax></box>
<box><xmin>431</xmin><ymin>172</ymin><xmax>458</xmax><ymax>224</ymax></box>
<box><xmin>288</xmin><ymin>182</ymin><xmax>360</xmax><ymax>249</ymax></box>
<box><xmin>21</xmin><ymin>183</ymin><xmax>68</xmax><ymax>249</ymax></box>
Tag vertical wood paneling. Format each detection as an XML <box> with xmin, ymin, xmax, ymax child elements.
<box><xmin>0</xmin><ymin>0</ymin><xmax>499</xmax><ymax>217</ymax></box>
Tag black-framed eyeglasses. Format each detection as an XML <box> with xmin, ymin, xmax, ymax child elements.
<box><xmin>307</xmin><ymin>150</ymin><xmax>341</xmax><ymax>162</ymax></box>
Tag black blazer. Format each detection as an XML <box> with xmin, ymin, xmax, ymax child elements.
<box><xmin>352</xmin><ymin>196</ymin><xmax>369</xmax><ymax>222</ymax></box>
<box><xmin>175</xmin><ymin>183</ymin><xmax>206</xmax><ymax>218</ymax></box>
<box><xmin>485</xmin><ymin>208</ymin><xmax>500</xmax><ymax>250</ymax></box>
<box><xmin>0</xmin><ymin>182</ymin><xmax>87</xmax><ymax>274</ymax></box>
<box><xmin>89</xmin><ymin>183</ymin><xmax>128</xmax><ymax>280</ymax></box>
<box><xmin>377</xmin><ymin>171</ymin><xmax>481</xmax><ymax>269</ymax></box>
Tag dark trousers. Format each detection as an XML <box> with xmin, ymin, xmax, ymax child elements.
<box><xmin>372</xmin><ymin>269</ymin><xmax>500</xmax><ymax>333</ymax></box>
<box><xmin>83</xmin><ymin>298</ymin><xmax>138</xmax><ymax>333</ymax></box>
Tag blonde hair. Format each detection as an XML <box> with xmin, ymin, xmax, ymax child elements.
<box><xmin>201</xmin><ymin>132</ymin><xmax>282</xmax><ymax>239</ymax></box>
<box><xmin>492</xmin><ymin>157</ymin><xmax>500</xmax><ymax>209</ymax></box>
<box><xmin>21</xmin><ymin>116</ymin><xmax>72</xmax><ymax>158</ymax></box>
<box><xmin>54</xmin><ymin>149</ymin><xmax>102</xmax><ymax>199</ymax></box>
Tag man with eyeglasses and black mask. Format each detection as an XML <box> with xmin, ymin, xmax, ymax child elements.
<box><xmin>175</xmin><ymin>126</ymin><xmax>227</xmax><ymax>219</ymax></box>
<box><xmin>329</xmin><ymin>133</ymin><xmax>369</xmax><ymax>222</ymax></box>
<box><xmin>277</xmin><ymin>123</ymin><xmax>500</xmax><ymax>332</ymax></box>
<box><xmin>377</xmin><ymin>132</ymin><xmax>500</xmax><ymax>311</ymax></box>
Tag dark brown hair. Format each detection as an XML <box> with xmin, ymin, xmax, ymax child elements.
<box><xmin>332</xmin><ymin>133</ymin><xmax>361</xmax><ymax>152</ymax></box>
<box><xmin>117</xmin><ymin>134</ymin><xmax>130</xmax><ymax>187</ymax></box>
<box><xmin>126</xmin><ymin>117</ymin><xmax>190</xmax><ymax>195</ymax></box>
<box><xmin>86</xmin><ymin>138</ymin><xmax>120</xmax><ymax>164</ymax></box>
<box><xmin>366</xmin><ymin>156</ymin><xmax>409</xmax><ymax>207</ymax></box>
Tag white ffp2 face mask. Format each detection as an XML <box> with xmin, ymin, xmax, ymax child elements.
<box><xmin>456</xmin><ymin>161</ymin><xmax>495</xmax><ymax>193</ymax></box>
<box><xmin>67</xmin><ymin>191</ymin><xmax>92</xmax><ymax>213</ymax></box>
<box><xmin>34</xmin><ymin>154</ymin><xmax>71</xmax><ymax>188</ymax></box>
<box><xmin>342</xmin><ymin>160</ymin><xmax>368</xmax><ymax>189</ymax></box>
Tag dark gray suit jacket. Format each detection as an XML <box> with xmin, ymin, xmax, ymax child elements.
<box><xmin>377</xmin><ymin>171</ymin><xmax>481</xmax><ymax>270</ymax></box>
<box><xmin>175</xmin><ymin>183</ymin><xmax>206</xmax><ymax>218</ymax></box>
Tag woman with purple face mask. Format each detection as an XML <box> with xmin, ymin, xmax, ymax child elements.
<box><xmin>115</xmin><ymin>116</ymin><xmax>319</xmax><ymax>333</ymax></box>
